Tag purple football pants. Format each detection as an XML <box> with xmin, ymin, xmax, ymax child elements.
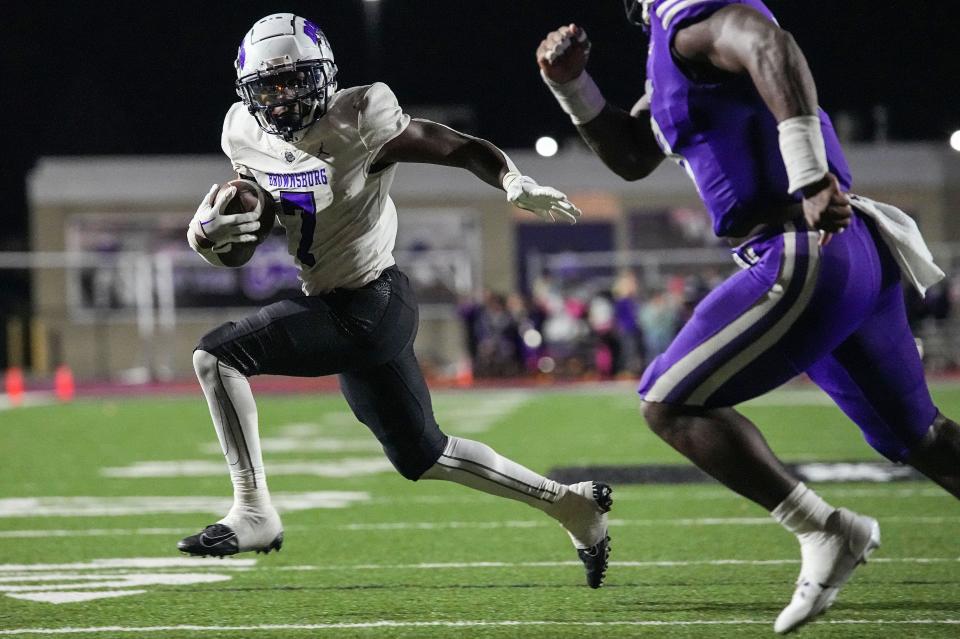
<box><xmin>638</xmin><ymin>212</ymin><xmax>936</xmax><ymax>461</ymax></box>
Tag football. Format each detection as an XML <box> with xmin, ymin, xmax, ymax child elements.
<box><xmin>216</xmin><ymin>179</ymin><xmax>277</xmax><ymax>267</ymax></box>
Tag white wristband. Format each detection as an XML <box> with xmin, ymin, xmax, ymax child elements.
<box><xmin>502</xmin><ymin>170</ymin><xmax>522</xmax><ymax>191</ymax></box>
<box><xmin>777</xmin><ymin>115</ymin><xmax>828</xmax><ymax>193</ymax></box>
<box><xmin>541</xmin><ymin>70</ymin><xmax>606</xmax><ymax>126</ymax></box>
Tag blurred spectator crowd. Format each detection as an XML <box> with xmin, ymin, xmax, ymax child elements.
<box><xmin>459</xmin><ymin>269</ymin><xmax>727</xmax><ymax>380</ymax></box>
<box><xmin>459</xmin><ymin>268</ymin><xmax>960</xmax><ymax>380</ymax></box>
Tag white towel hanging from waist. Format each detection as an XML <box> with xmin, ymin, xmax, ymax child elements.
<box><xmin>848</xmin><ymin>193</ymin><xmax>944</xmax><ymax>296</ymax></box>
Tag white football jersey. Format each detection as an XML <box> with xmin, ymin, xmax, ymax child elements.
<box><xmin>221</xmin><ymin>82</ymin><xmax>411</xmax><ymax>294</ymax></box>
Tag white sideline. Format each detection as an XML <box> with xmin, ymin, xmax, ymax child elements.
<box><xmin>0</xmin><ymin>392</ymin><xmax>55</xmax><ymax>411</ymax></box>
<box><xmin>1</xmin><ymin>619</ymin><xmax>958</xmax><ymax>635</ymax></box>
<box><xmin>2</xmin><ymin>514</ymin><xmax>958</xmax><ymax>539</ymax></box>
<box><xmin>0</xmin><ymin>528</ymin><xmax>191</xmax><ymax>539</ymax></box>
<box><xmin>0</xmin><ymin>492</ymin><xmax>369</xmax><ymax>518</ymax></box>
<box><xmin>275</xmin><ymin>556</ymin><xmax>960</xmax><ymax>571</ymax></box>
<box><xmin>1</xmin><ymin>556</ymin><xmax>955</xmax><ymax>575</ymax></box>
<box><xmin>0</xmin><ymin>558</ymin><xmax>255</xmax><ymax>572</ymax></box>
<box><xmin>339</xmin><ymin>515</ymin><xmax>960</xmax><ymax>531</ymax></box>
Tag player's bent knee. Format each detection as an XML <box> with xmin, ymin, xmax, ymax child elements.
<box><xmin>908</xmin><ymin>412</ymin><xmax>960</xmax><ymax>465</ymax></box>
<box><xmin>384</xmin><ymin>432</ymin><xmax>448</xmax><ymax>481</ymax></box>
<box><xmin>642</xmin><ymin>400</ymin><xmax>702</xmax><ymax>443</ymax></box>
<box><xmin>192</xmin><ymin>349</ymin><xmax>220</xmax><ymax>383</ymax></box>
<box><xmin>389</xmin><ymin>450</ymin><xmax>438</xmax><ymax>481</ymax></box>
<box><xmin>394</xmin><ymin>459</ymin><xmax>430</xmax><ymax>481</ymax></box>
<box><xmin>641</xmin><ymin>400</ymin><xmax>672</xmax><ymax>434</ymax></box>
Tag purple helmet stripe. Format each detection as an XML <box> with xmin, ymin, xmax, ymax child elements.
<box><xmin>303</xmin><ymin>19</ymin><xmax>319</xmax><ymax>44</ymax></box>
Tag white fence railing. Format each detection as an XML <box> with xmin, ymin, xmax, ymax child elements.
<box><xmin>3</xmin><ymin>242</ymin><xmax>960</xmax><ymax>378</ymax></box>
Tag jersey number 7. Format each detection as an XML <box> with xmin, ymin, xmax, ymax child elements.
<box><xmin>279</xmin><ymin>191</ymin><xmax>318</xmax><ymax>267</ymax></box>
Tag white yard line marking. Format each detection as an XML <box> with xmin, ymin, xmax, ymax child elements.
<box><xmin>339</xmin><ymin>515</ymin><xmax>960</xmax><ymax>531</ymax></box>
<box><xmin>237</xmin><ymin>438</ymin><xmax>382</xmax><ymax>453</ymax></box>
<box><xmin>3</xmin><ymin>513</ymin><xmax>956</xmax><ymax>539</ymax></box>
<box><xmin>1</xmin><ymin>619</ymin><xmax>958</xmax><ymax>635</ymax></box>
<box><xmin>364</xmin><ymin>485</ymin><xmax>951</xmax><ymax>506</ymax></box>
<box><xmin>275</xmin><ymin>557</ymin><xmax>960</xmax><ymax>572</ymax></box>
<box><xmin>203</xmin><ymin>419</ymin><xmax>382</xmax><ymax>454</ymax></box>
<box><xmin>0</xmin><ymin>573</ymin><xmax>229</xmax><ymax>593</ymax></box>
<box><xmin>600</xmin><ymin>486</ymin><xmax>953</xmax><ymax>500</ymax></box>
<box><xmin>8</xmin><ymin>590</ymin><xmax>147</xmax><ymax>604</ymax></box>
<box><xmin>101</xmin><ymin>459</ymin><xmax>392</xmax><ymax>478</ymax></box>
<box><xmin>342</xmin><ymin>519</ymin><xmax>545</xmax><ymax>531</ymax></box>
<box><xmin>276</xmin><ymin>557</ymin><xmax>960</xmax><ymax>571</ymax></box>
<box><xmin>434</xmin><ymin>392</ymin><xmax>531</xmax><ymax>434</ymax></box>
<box><xmin>0</xmin><ymin>558</ymin><xmax>255</xmax><ymax>572</ymax></box>
<box><xmin>1</xmin><ymin>556</ymin><xmax>955</xmax><ymax>576</ymax></box>
<box><xmin>0</xmin><ymin>528</ymin><xmax>191</xmax><ymax>539</ymax></box>
<box><xmin>0</xmin><ymin>392</ymin><xmax>55</xmax><ymax>411</ymax></box>
<box><xmin>0</xmin><ymin>558</ymin><xmax>253</xmax><ymax>605</ymax></box>
<box><xmin>0</xmin><ymin>553</ymin><xmax>954</xmax><ymax>607</ymax></box>
<box><xmin>0</xmin><ymin>492</ymin><xmax>369</xmax><ymax>517</ymax></box>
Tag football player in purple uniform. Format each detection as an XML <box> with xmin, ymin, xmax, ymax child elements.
<box><xmin>539</xmin><ymin>0</ymin><xmax>960</xmax><ymax>632</ymax></box>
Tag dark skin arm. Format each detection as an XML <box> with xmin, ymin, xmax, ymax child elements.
<box><xmin>537</xmin><ymin>24</ymin><xmax>663</xmax><ymax>181</ymax></box>
<box><xmin>370</xmin><ymin>119</ymin><xmax>510</xmax><ymax>188</ymax></box>
<box><xmin>672</xmin><ymin>5</ymin><xmax>851</xmax><ymax>236</ymax></box>
<box><xmin>578</xmin><ymin>100</ymin><xmax>665</xmax><ymax>181</ymax></box>
<box><xmin>369</xmin><ymin>119</ymin><xmax>581</xmax><ymax>223</ymax></box>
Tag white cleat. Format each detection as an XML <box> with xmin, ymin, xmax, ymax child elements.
<box><xmin>774</xmin><ymin>508</ymin><xmax>880</xmax><ymax>634</ymax></box>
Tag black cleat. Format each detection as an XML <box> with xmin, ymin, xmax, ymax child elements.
<box><xmin>177</xmin><ymin>523</ymin><xmax>283</xmax><ymax>557</ymax></box>
<box><xmin>178</xmin><ymin>524</ymin><xmax>239</xmax><ymax>557</ymax></box>
<box><xmin>578</xmin><ymin>482</ymin><xmax>613</xmax><ymax>589</ymax></box>
<box><xmin>578</xmin><ymin>534</ymin><xmax>611</xmax><ymax>589</ymax></box>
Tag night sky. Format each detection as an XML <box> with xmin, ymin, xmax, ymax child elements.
<box><xmin>3</xmin><ymin>1</ymin><xmax>960</xmax><ymax>249</ymax></box>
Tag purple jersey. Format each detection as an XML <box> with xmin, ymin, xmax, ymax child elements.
<box><xmin>646</xmin><ymin>0</ymin><xmax>852</xmax><ymax>237</ymax></box>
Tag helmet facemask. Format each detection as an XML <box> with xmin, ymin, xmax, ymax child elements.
<box><xmin>237</xmin><ymin>60</ymin><xmax>337</xmax><ymax>141</ymax></box>
<box><xmin>622</xmin><ymin>0</ymin><xmax>653</xmax><ymax>29</ymax></box>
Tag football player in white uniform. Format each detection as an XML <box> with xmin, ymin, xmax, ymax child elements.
<box><xmin>181</xmin><ymin>13</ymin><xmax>613</xmax><ymax>588</ymax></box>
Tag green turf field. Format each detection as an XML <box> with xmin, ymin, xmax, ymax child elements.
<box><xmin>0</xmin><ymin>384</ymin><xmax>957</xmax><ymax>638</ymax></box>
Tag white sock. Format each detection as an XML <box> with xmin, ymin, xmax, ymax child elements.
<box><xmin>421</xmin><ymin>436</ymin><xmax>568</xmax><ymax>509</ymax></box>
<box><xmin>194</xmin><ymin>350</ymin><xmax>271</xmax><ymax>524</ymax></box>
<box><xmin>771</xmin><ymin>482</ymin><xmax>835</xmax><ymax>536</ymax></box>
<box><xmin>420</xmin><ymin>437</ymin><xmax>606</xmax><ymax>547</ymax></box>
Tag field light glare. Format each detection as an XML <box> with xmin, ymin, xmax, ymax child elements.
<box><xmin>950</xmin><ymin>130</ymin><xmax>960</xmax><ymax>152</ymax></box>
<box><xmin>535</xmin><ymin>136</ymin><xmax>559</xmax><ymax>157</ymax></box>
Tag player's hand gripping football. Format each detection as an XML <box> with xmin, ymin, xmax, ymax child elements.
<box><xmin>537</xmin><ymin>23</ymin><xmax>591</xmax><ymax>84</ymax></box>
<box><xmin>503</xmin><ymin>172</ymin><xmax>582</xmax><ymax>224</ymax></box>
<box><xmin>190</xmin><ymin>184</ymin><xmax>262</xmax><ymax>252</ymax></box>
<box><xmin>801</xmin><ymin>173</ymin><xmax>852</xmax><ymax>246</ymax></box>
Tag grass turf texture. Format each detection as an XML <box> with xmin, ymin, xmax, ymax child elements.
<box><xmin>0</xmin><ymin>384</ymin><xmax>958</xmax><ymax>638</ymax></box>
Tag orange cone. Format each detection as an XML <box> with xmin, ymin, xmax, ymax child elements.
<box><xmin>54</xmin><ymin>364</ymin><xmax>75</xmax><ymax>402</ymax></box>
<box><xmin>4</xmin><ymin>367</ymin><xmax>24</xmax><ymax>407</ymax></box>
<box><xmin>455</xmin><ymin>360</ymin><xmax>474</xmax><ymax>388</ymax></box>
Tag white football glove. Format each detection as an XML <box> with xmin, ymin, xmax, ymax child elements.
<box><xmin>503</xmin><ymin>171</ymin><xmax>581</xmax><ymax>224</ymax></box>
<box><xmin>188</xmin><ymin>184</ymin><xmax>261</xmax><ymax>251</ymax></box>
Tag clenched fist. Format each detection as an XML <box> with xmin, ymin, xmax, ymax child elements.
<box><xmin>537</xmin><ymin>24</ymin><xmax>591</xmax><ymax>84</ymax></box>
